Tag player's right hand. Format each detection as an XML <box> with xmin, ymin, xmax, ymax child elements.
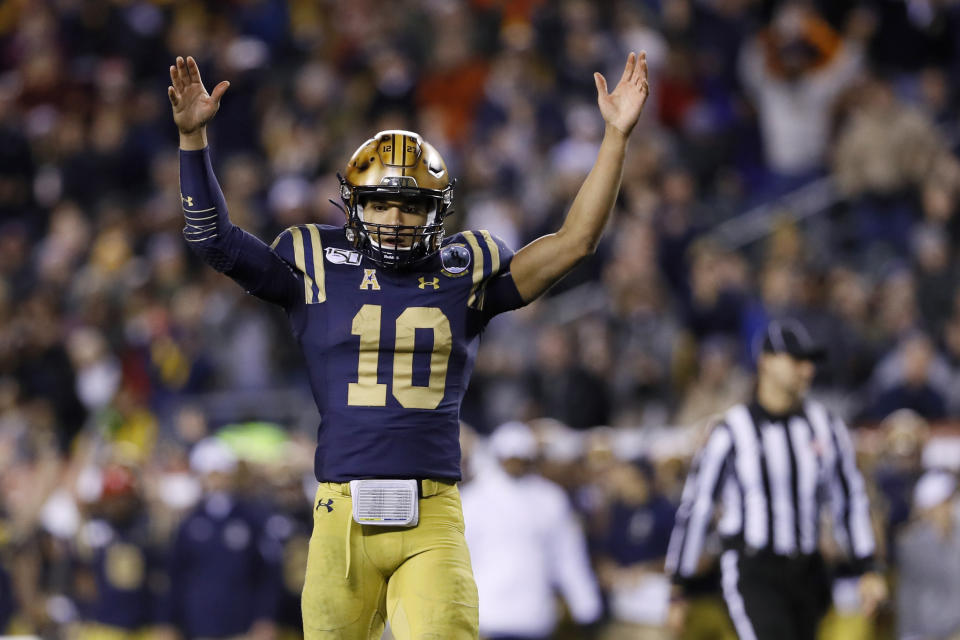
<box><xmin>168</xmin><ymin>56</ymin><xmax>229</xmax><ymax>134</ymax></box>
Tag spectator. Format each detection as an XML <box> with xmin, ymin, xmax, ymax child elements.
<box><xmin>833</xmin><ymin>76</ymin><xmax>944</xmax><ymax>200</ymax></box>
<box><xmin>71</xmin><ymin>464</ymin><xmax>166</xmax><ymax>639</ymax></box>
<box><xmin>913</xmin><ymin>225</ymin><xmax>957</xmax><ymax>337</ymax></box>
<box><xmin>896</xmin><ymin>470</ymin><xmax>960</xmax><ymax>640</ymax></box>
<box><xmin>604</xmin><ymin>219</ymin><xmax>680</xmax><ymax>422</ymax></box>
<box><xmin>595</xmin><ymin>457</ymin><xmax>676</xmax><ymax>640</ymax></box>
<box><xmin>740</xmin><ymin>260</ymin><xmax>803</xmax><ymax>358</ymax></box>
<box><xmin>673</xmin><ymin>336</ymin><xmax>751</xmax><ymax>430</ymax></box>
<box><xmin>462</xmin><ymin>422</ymin><xmax>602</xmax><ymax>639</ymax></box>
<box><xmin>524</xmin><ymin>325</ymin><xmax>610</xmax><ymax>430</ymax></box>
<box><xmin>866</xmin><ymin>332</ymin><xmax>949</xmax><ymax>422</ymax></box>
<box><xmin>872</xmin><ymin>409</ymin><xmax>929</xmax><ymax>563</ymax></box>
<box><xmin>943</xmin><ymin>290</ymin><xmax>960</xmax><ymax>416</ymax></box>
<box><xmin>738</xmin><ymin>2</ymin><xmax>864</xmax><ymax>193</ymax></box>
<box><xmin>160</xmin><ymin>438</ymin><xmax>281</xmax><ymax>639</ymax></box>
<box><xmin>821</xmin><ymin>266</ymin><xmax>881</xmax><ymax>391</ymax></box>
<box><xmin>265</xmin><ymin>464</ymin><xmax>314</xmax><ymax>639</ymax></box>
<box><xmin>833</xmin><ymin>75</ymin><xmax>953</xmax><ymax>255</ymax></box>
<box><xmin>682</xmin><ymin>240</ymin><xmax>745</xmax><ymax>342</ymax></box>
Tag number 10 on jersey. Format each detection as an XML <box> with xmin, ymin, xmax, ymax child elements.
<box><xmin>348</xmin><ymin>304</ymin><xmax>452</xmax><ymax>410</ymax></box>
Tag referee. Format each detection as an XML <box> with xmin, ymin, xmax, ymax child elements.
<box><xmin>665</xmin><ymin>319</ymin><xmax>887</xmax><ymax>640</ymax></box>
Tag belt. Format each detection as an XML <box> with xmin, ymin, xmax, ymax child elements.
<box><xmin>741</xmin><ymin>546</ymin><xmax>822</xmax><ymax>565</ymax></box>
<box><xmin>323</xmin><ymin>478</ymin><xmax>457</xmax><ymax>499</ymax></box>
<box><xmin>724</xmin><ymin>538</ymin><xmax>822</xmax><ymax>563</ymax></box>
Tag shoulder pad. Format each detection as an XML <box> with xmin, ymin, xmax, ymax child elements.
<box><xmin>270</xmin><ymin>224</ymin><xmax>331</xmax><ymax>304</ymax></box>
<box><xmin>448</xmin><ymin>230</ymin><xmax>515</xmax><ymax>303</ymax></box>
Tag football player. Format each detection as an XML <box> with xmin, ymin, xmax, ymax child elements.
<box><xmin>168</xmin><ymin>50</ymin><xmax>649</xmax><ymax>639</ymax></box>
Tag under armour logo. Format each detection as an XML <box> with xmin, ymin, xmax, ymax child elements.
<box><xmin>418</xmin><ymin>277</ymin><xmax>439</xmax><ymax>290</ymax></box>
<box><xmin>181</xmin><ymin>194</ymin><xmax>194</xmax><ymax>207</ymax></box>
<box><xmin>316</xmin><ymin>498</ymin><xmax>334</xmax><ymax>513</ymax></box>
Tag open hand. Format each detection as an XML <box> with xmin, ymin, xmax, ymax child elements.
<box><xmin>594</xmin><ymin>51</ymin><xmax>649</xmax><ymax>138</ymax></box>
<box><xmin>859</xmin><ymin>571</ymin><xmax>888</xmax><ymax>618</ymax></box>
<box><xmin>168</xmin><ymin>56</ymin><xmax>229</xmax><ymax>135</ymax></box>
<box><xmin>666</xmin><ymin>596</ymin><xmax>688</xmax><ymax>637</ymax></box>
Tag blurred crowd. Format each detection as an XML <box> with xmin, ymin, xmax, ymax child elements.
<box><xmin>2</xmin><ymin>0</ymin><xmax>960</xmax><ymax>638</ymax></box>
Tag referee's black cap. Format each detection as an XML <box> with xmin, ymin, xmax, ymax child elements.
<box><xmin>761</xmin><ymin>319</ymin><xmax>826</xmax><ymax>361</ymax></box>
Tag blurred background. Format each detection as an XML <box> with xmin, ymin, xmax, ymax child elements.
<box><xmin>1</xmin><ymin>0</ymin><xmax>960</xmax><ymax>638</ymax></box>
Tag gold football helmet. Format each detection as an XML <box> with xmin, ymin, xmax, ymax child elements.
<box><xmin>337</xmin><ymin>130</ymin><xmax>454</xmax><ymax>268</ymax></box>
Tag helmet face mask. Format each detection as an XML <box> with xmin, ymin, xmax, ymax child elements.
<box><xmin>339</xmin><ymin>131</ymin><xmax>454</xmax><ymax>269</ymax></box>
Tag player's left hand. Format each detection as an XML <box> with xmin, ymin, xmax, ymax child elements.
<box><xmin>149</xmin><ymin>625</ymin><xmax>180</xmax><ymax>640</ymax></box>
<box><xmin>858</xmin><ymin>570</ymin><xmax>888</xmax><ymax>617</ymax></box>
<box><xmin>249</xmin><ymin>619</ymin><xmax>277</xmax><ymax>640</ymax></box>
<box><xmin>594</xmin><ymin>51</ymin><xmax>650</xmax><ymax>138</ymax></box>
<box><xmin>666</xmin><ymin>597</ymin><xmax>688</xmax><ymax>637</ymax></box>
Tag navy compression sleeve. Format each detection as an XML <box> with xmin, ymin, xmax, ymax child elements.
<box><xmin>179</xmin><ymin>147</ymin><xmax>299</xmax><ymax>307</ymax></box>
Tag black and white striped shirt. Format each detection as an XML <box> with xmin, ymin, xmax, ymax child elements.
<box><xmin>666</xmin><ymin>399</ymin><xmax>875</xmax><ymax>580</ymax></box>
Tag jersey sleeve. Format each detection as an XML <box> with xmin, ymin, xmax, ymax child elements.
<box><xmin>268</xmin><ymin>224</ymin><xmax>328</xmax><ymax>306</ymax></box>
<box><xmin>459</xmin><ymin>230</ymin><xmax>524</xmax><ymax>319</ymax></box>
<box><xmin>180</xmin><ymin>147</ymin><xmax>301</xmax><ymax>308</ymax></box>
<box><xmin>665</xmin><ymin>422</ymin><xmax>733</xmax><ymax>583</ymax></box>
<box><xmin>826</xmin><ymin>412</ymin><xmax>876</xmax><ymax>572</ymax></box>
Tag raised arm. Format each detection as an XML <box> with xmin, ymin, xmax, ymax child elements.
<box><xmin>168</xmin><ymin>56</ymin><xmax>300</xmax><ymax>308</ymax></box>
<box><xmin>509</xmin><ymin>51</ymin><xmax>649</xmax><ymax>302</ymax></box>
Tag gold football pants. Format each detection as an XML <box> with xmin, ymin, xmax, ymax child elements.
<box><xmin>302</xmin><ymin>480</ymin><xmax>479</xmax><ymax>639</ymax></box>
<box><xmin>73</xmin><ymin>625</ymin><xmax>148</xmax><ymax>640</ymax></box>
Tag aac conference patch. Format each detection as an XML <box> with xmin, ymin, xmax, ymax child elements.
<box><xmin>440</xmin><ymin>244</ymin><xmax>470</xmax><ymax>277</ymax></box>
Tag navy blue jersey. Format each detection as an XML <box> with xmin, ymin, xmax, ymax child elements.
<box><xmin>600</xmin><ymin>496</ymin><xmax>676</xmax><ymax>567</ymax></box>
<box><xmin>179</xmin><ymin>148</ymin><xmax>525</xmax><ymax>482</ymax></box>
<box><xmin>74</xmin><ymin>518</ymin><xmax>162</xmax><ymax>629</ymax></box>
<box><xmin>270</xmin><ymin>226</ymin><xmax>519</xmax><ymax>481</ymax></box>
<box><xmin>269</xmin><ymin>507</ymin><xmax>312</xmax><ymax>631</ymax></box>
<box><xmin>161</xmin><ymin>496</ymin><xmax>282</xmax><ymax>637</ymax></box>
